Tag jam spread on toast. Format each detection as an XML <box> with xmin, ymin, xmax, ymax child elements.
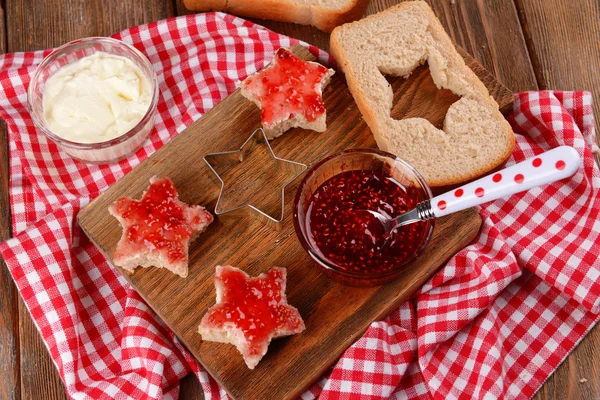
<box><xmin>244</xmin><ymin>48</ymin><xmax>329</xmax><ymax>126</ymax></box>
<box><xmin>112</xmin><ymin>177</ymin><xmax>212</xmax><ymax>264</ymax></box>
<box><xmin>203</xmin><ymin>266</ymin><xmax>304</xmax><ymax>358</ymax></box>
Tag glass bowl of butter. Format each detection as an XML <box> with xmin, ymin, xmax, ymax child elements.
<box><xmin>27</xmin><ymin>37</ymin><xmax>159</xmax><ymax>164</ymax></box>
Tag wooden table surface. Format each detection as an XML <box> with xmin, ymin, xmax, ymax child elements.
<box><xmin>0</xmin><ymin>1</ymin><xmax>598</xmax><ymax>399</ymax></box>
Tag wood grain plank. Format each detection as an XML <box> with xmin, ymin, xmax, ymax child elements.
<box><xmin>515</xmin><ymin>0</ymin><xmax>600</xmax><ymax>94</ymax></box>
<box><xmin>0</xmin><ymin>1</ymin><xmax>20</xmax><ymax>398</ymax></box>
<box><xmin>0</xmin><ymin>126</ymin><xmax>20</xmax><ymax>400</ymax></box>
<box><xmin>422</xmin><ymin>0</ymin><xmax>537</xmax><ymax>92</ymax></box>
<box><xmin>180</xmin><ymin>374</ymin><xmax>205</xmax><ymax>400</ymax></box>
<box><xmin>6</xmin><ymin>0</ymin><xmax>175</xmax><ymax>51</ymax></box>
<box><xmin>514</xmin><ymin>1</ymin><xmax>600</xmax><ymax>399</ymax></box>
<box><xmin>18</xmin><ymin>301</ymin><xmax>68</xmax><ymax>400</ymax></box>
<box><xmin>3</xmin><ymin>1</ymin><xmax>177</xmax><ymax>398</ymax></box>
<box><xmin>516</xmin><ymin>0</ymin><xmax>600</xmax><ymax>164</ymax></box>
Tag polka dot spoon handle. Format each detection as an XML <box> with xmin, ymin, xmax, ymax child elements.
<box><xmin>430</xmin><ymin>146</ymin><xmax>581</xmax><ymax>218</ymax></box>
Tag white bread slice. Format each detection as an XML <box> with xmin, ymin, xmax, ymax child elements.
<box><xmin>198</xmin><ymin>266</ymin><xmax>305</xmax><ymax>369</ymax></box>
<box><xmin>240</xmin><ymin>48</ymin><xmax>335</xmax><ymax>140</ymax></box>
<box><xmin>183</xmin><ymin>0</ymin><xmax>370</xmax><ymax>32</ymax></box>
<box><xmin>109</xmin><ymin>176</ymin><xmax>213</xmax><ymax>278</ymax></box>
<box><xmin>330</xmin><ymin>1</ymin><xmax>515</xmax><ymax>187</ymax></box>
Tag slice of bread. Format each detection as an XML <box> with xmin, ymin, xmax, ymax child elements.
<box><xmin>240</xmin><ymin>48</ymin><xmax>335</xmax><ymax>140</ymax></box>
<box><xmin>109</xmin><ymin>176</ymin><xmax>213</xmax><ymax>278</ymax></box>
<box><xmin>198</xmin><ymin>265</ymin><xmax>305</xmax><ymax>369</ymax></box>
<box><xmin>330</xmin><ymin>1</ymin><xmax>515</xmax><ymax>187</ymax></box>
<box><xmin>183</xmin><ymin>0</ymin><xmax>370</xmax><ymax>32</ymax></box>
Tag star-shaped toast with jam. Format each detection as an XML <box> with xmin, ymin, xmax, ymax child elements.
<box><xmin>240</xmin><ymin>47</ymin><xmax>334</xmax><ymax>140</ymax></box>
<box><xmin>198</xmin><ymin>265</ymin><xmax>305</xmax><ymax>369</ymax></box>
<box><xmin>108</xmin><ymin>176</ymin><xmax>213</xmax><ymax>278</ymax></box>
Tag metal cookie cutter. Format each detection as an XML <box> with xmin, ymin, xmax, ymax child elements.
<box><xmin>203</xmin><ymin>128</ymin><xmax>307</xmax><ymax>230</ymax></box>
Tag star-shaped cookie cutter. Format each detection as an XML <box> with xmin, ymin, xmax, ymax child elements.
<box><xmin>203</xmin><ymin>128</ymin><xmax>307</xmax><ymax>230</ymax></box>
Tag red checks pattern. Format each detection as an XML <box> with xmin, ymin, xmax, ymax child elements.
<box><xmin>0</xmin><ymin>13</ymin><xmax>598</xmax><ymax>400</ymax></box>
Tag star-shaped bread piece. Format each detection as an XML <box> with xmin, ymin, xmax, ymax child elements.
<box><xmin>198</xmin><ymin>265</ymin><xmax>305</xmax><ymax>369</ymax></box>
<box><xmin>240</xmin><ymin>47</ymin><xmax>335</xmax><ymax>140</ymax></box>
<box><xmin>108</xmin><ymin>176</ymin><xmax>213</xmax><ymax>278</ymax></box>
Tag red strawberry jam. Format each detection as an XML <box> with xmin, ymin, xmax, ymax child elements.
<box><xmin>112</xmin><ymin>177</ymin><xmax>212</xmax><ymax>264</ymax></box>
<box><xmin>243</xmin><ymin>48</ymin><xmax>330</xmax><ymax>126</ymax></box>
<box><xmin>204</xmin><ymin>267</ymin><xmax>303</xmax><ymax>347</ymax></box>
<box><xmin>199</xmin><ymin>266</ymin><xmax>304</xmax><ymax>368</ymax></box>
<box><xmin>306</xmin><ymin>170</ymin><xmax>430</xmax><ymax>275</ymax></box>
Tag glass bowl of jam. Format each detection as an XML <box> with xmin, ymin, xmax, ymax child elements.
<box><xmin>293</xmin><ymin>149</ymin><xmax>435</xmax><ymax>286</ymax></box>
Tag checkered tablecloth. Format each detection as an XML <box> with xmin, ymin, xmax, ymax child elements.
<box><xmin>0</xmin><ymin>13</ymin><xmax>599</xmax><ymax>400</ymax></box>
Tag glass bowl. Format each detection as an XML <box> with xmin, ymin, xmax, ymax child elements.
<box><xmin>27</xmin><ymin>37</ymin><xmax>159</xmax><ymax>164</ymax></box>
<box><xmin>293</xmin><ymin>149</ymin><xmax>435</xmax><ymax>286</ymax></box>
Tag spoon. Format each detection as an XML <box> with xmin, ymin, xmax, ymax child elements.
<box><xmin>361</xmin><ymin>146</ymin><xmax>582</xmax><ymax>243</ymax></box>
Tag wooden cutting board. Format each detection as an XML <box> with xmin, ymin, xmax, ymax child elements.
<box><xmin>78</xmin><ymin>45</ymin><xmax>512</xmax><ymax>399</ymax></box>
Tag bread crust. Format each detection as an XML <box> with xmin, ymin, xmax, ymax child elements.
<box><xmin>183</xmin><ymin>0</ymin><xmax>370</xmax><ymax>32</ymax></box>
<box><xmin>330</xmin><ymin>1</ymin><xmax>515</xmax><ymax>187</ymax></box>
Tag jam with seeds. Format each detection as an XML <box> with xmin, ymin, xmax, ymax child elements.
<box><xmin>244</xmin><ymin>48</ymin><xmax>329</xmax><ymax>126</ymax></box>
<box><xmin>204</xmin><ymin>267</ymin><xmax>304</xmax><ymax>356</ymax></box>
<box><xmin>114</xmin><ymin>179</ymin><xmax>193</xmax><ymax>263</ymax></box>
<box><xmin>306</xmin><ymin>170</ymin><xmax>430</xmax><ymax>275</ymax></box>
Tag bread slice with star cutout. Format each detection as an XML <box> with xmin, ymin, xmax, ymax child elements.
<box><xmin>330</xmin><ymin>1</ymin><xmax>515</xmax><ymax>188</ymax></box>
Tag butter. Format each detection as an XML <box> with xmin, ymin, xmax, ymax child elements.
<box><xmin>42</xmin><ymin>51</ymin><xmax>152</xmax><ymax>144</ymax></box>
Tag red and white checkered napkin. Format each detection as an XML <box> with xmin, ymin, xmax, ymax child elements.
<box><xmin>0</xmin><ymin>13</ymin><xmax>598</xmax><ymax>400</ymax></box>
